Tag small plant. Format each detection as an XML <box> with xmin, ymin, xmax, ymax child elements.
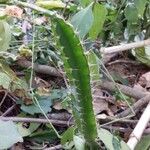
<box><xmin>2</xmin><ymin>0</ymin><xmax>149</xmax><ymax>149</ymax></box>
<box><xmin>53</xmin><ymin>17</ymin><xmax>99</xmax><ymax>149</ymax></box>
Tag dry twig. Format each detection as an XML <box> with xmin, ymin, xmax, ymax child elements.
<box><xmin>16</xmin><ymin>59</ymin><xmax>62</xmax><ymax>77</ymax></box>
<box><xmin>127</xmin><ymin>101</ymin><xmax>150</xmax><ymax>149</ymax></box>
<box><xmin>44</xmin><ymin>145</ymin><xmax>62</xmax><ymax>150</ymax></box>
<box><xmin>0</xmin><ymin>116</ymin><xmax>73</xmax><ymax>126</ymax></box>
<box><xmin>117</xmin><ymin>95</ymin><xmax>150</xmax><ymax>117</ymax></box>
<box><xmin>1</xmin><ymin>104</ymin><xmax>16</xmax><ymax>117</ymax></box>
<box><xmin>98</xmin><ymin>81</ymin><xmax>147</xmax><ymax>99</ymax></box>
<box><xmin>100</xmin><ymin>39</ymin><xmax>150</xmax><ymax>54</ymax></box>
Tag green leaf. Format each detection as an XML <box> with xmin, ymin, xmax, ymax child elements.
<box><xmin>17</xmin><ymin>122</ymin><xmax>40</xmax><ymax>137</ymax></box>
<box><xmin>0</xmin><ymin>59</ymin><xmax>19</xmax><ymax>81</ymax></box>
<box><xmin>36</xmin><ymin>0</ymin><xmax>67</xmax><ymax>9</ymax></box>
<box><xmin>79</xmin><ymin>0</ymin><xmax>92</xmax><ymax>7</ymax></box>
<box><xmin>86</xmin><ymin>51</ymin><xmax>100</xmax><ymax>82</ymax></box>
<box><xmin>111</xmin><ymin>72</ymin><xmax>129</xmax><ymax>85</ymax></box>
<box><xmin>0</xmin><ymin>20</ymin><xmax>11</xmax><ymax>51</ymax></box>
<box><xmin>0</xmin><ymin>9</ymin><xmax>7</xmax><ymax>20</ymax></box>
<box><xmin>71</xmin><ymin>3</ymin><xmax>94</xmax><ymax>38</ymax></box>
<box><xmin>135</xmin><ymin>135</ymin><xmax>150</xmax><ymax>150</ymax></box>
<box><xmin>125</xmin><ymin>22</ymin><xmax>141</xmax><ymax>40</ymax></box>
<box><xmin>106</xmin><ymin>9</ymin><xmax>117</xmax><ymax>23</ymax></box>
<box><xmin>125</xmin><ymin>3</ymin><xmax>138</xmax><ymax>24</ymax></box>
<box><xmin>0</xmin><ymin>0</ymin><xmax>9</xmax><ymax>4</ymax></box>
<box><xmin>89</xmin><ymin>3</ymin><xmax>107</xmax><ymax>39</ymax></box>
<box><xmin>135</xmin><ymin>0</ymin><xmax>147</xmax><ymax>17</ymax></box>
<box><xmin>73</xmin><ymin>135</ymin><xmax>85</xmax><ymax>150</ymax></box>
<box><xmin>0</xmin><ymin>120</ymin><xmax>23</xmax><ymax>149</ymax></box>
<box><xmin>61</xmin><ymin>126</ymin><xmax>75</xmax><ymax>145</ymax></box>
<box><xmin>98</xmin><ymin>128</ymin><xmax>130</xmax><ymax>150</ymax></box>
<box><xmin>0</xmin><ymin>72</ymin><xmax>11</xmax><ymax>89</ymax></box>
<box><xmin>112</xmin><ymin>136</ymin><xmax>122</xmax><ymax>150</ymax></box>
<box><xmin>12</xmin><ymin>25</ymin><xmax>22</xmax><ymax>37</ymax></box>
<box><xmin>29</xmin><ymin>129</ymin><xmax>57</xmax><ymax>142</ymax></box>
<box><xmin>21</xmin><ymin>96</ymin><xmax>52</xmax><ymax>115</ymax></box>
<box><xmin>132</xmin><ymin>46</ymin><xmax>150</xmax><ymax>66</ymax></box>
<box><xmin>50</xmin><ymin>88</ymin><xmax>67</xmax><ymax>100</ymax></box>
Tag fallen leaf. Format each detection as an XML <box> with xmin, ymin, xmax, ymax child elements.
<box><xmin>53</xmin><ymin>101</ymin><xmax>62</xmax><ymax>110</ymax></box>
<box><xmin>8</xmin><ymin>143</ymin><xmax>25</xmax><ymax>150</ymax></box>
<box><xmin>21</xmin><ymin>96</ymin><xmax>52</xmax><ymax>115</ymax></box>
<box><xmin>5</xmin><ymin>5</ymin><xmax>23</xmax><ymax>18</ymax></box>
<box><xmin>34</xmin><ymin>16</ymin><xmax>47</xmax><ymax>25</ymax></box>
<box><xmin>17</xmin><ymin>122</ymin><xmax>40</xmax><ymax>137</ymax></box>
<box><xmin>92</xmin><ymin>88</ymin><xmax>114</xmax><ymax>116</ymax></box>
<box><xmin>138</xmin><ymin>72</ymin><xmax>150</xmax><ymax>90</ymax></box>
<box><xmin>133</xmin><ymin>84</ymin><xmax>148</xmax><ymax>93</ymax></box>
<box><xmin>0</xmin><ymin>120</ymin><xmax>23</xmax><ymax>149</ymax></box>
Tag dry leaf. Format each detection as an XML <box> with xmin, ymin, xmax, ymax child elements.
<box><xmin>36</xmin><ymin>87</ymin><xmax>50</xmax><ymax>96</ymax></box>
<box><xmin>53</xmin><ymin>101</ymin><xmax>72</xmax><ymax>113</ymax></box>
<box><xmin>138</xmin><ymin>72</ymin><xmax>150</xmax><ymax>91</ymax></box>
<box><xmin>5</xmin><ymin>5</ymin><xmax>23</xmax><ymax>18</ymax></box>
<box><xmin>133</xmin><ymin>84</ymin><xmax>148</xmax><ymax>93</ymax></box>
<box><xmin>13</xmin><ymin>89</ymin><xmax>32</xmax><ymax>105</ymax></box>
<box><xmin>92</xmin><ymin>88</ymin><xmax>114</xmax><ymax>116</ymax></box>
<box><xmin>34</xmin><ymin>16</ymin><xmax>47</xmax><ymax>25</ymax></box>
<box><xmin>53</xmin><ymin>101</ymin><xmax>63</xmax><ymax>110</ymax></box>
<box><xmin>10</xmin><ymin>143</ymin><xmax>25</xmax><ymax>150</ymax></box>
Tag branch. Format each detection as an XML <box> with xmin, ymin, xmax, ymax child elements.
<box><xmin>127</xmin><ymin>102</ymin><xmax>150</xmax><ymax>150</ymax></box>
<box><xmin>98</xmin><ymin>115</ymin><xmax>138</xmax><ymax>124</ymax></box>
<box><xmin>117</xmin><ymin>95</ymin><xmax>150</xmax><ymax>118</ymax></box>
<box><xmin>0</xmin><ymin>116</ymin><xmax>73</xmax><ymax>126</ymax></box>
<box><xmin>16</xmin><ymin>59</ymin><xmax>62</xmax><ymax>77</ymax></box>
<box><xmin>100</xmin><ymin>39</ymin><xmax>150</xmax><ymax>54</ymax></box>
<box><xmin>1</xmin><ymin>104</ymin><xmax>16</xmax><ymax>117</ymax></box>
<box><xmin>98</xmin><ymin>81</ymin><xmax>147</xmax><ymax>99</ymax></box>
<box><xmin>98</xmin><ymin>81</ymin><xmax>150</xmax><ymax>117</ymax></box>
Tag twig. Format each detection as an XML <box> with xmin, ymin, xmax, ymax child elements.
<box><xmin>107</xmin><ymin>59</ymin><xmax>141</xmax><ymax>66</ymax></box>
<box><xmin>1</xmin><ymin>104</ymin><xmax>16</xmax><ymax>117</ymax></box>
<box><xmin>97</xmin><ymin>81</ymin><xmax>150</xmax><ymax>117</ymax></box>
<box><xmin>127</xmin><ymin>101</ymin><xmax>150</xmax><ymax>150</ymax></box>
<box><xmin>62</xmin><ymin>0</ymin><xmax>71</xmax><ymax>15</ymax></box>
<box><xmin>98</xmin><ymin>81</ymin><xmax>147</xmax><ymax>99</ymax></box>
<box><xmin>22</xmin><ymin>0</ymin><xmax>33</xmax><ymax>45</ymax></box>
<box><xmin>44</xmin><ymin>144</ymin><xmax>62</xmax><ymax>150</ymax></box>
<box><xmin>97</xmin><ymin>115</ymin><xmax>138</xmax><ymax>124</ymax></box>
<box><xmin>103</xmin><ymin>126</ymin><xmax>130</xmax><ymax>133</ymax></box>
<box><xmin>0</xmin><ymin>116</ymin><xmax>73</xmax><ymax>126</ymax></box>
<box><xmin>100</xmin><ymin>39</ymin><xmax>150</xmax><ymax>54</ymax></box>
<box><xmin>0</xmin><ymin>91</ymin><xmax>8</xmax><ymax>108</ymax></box>
<box><xmin>8</xmin><ymin>93</ymin><xmax>19</xmax><ymax>102</ymax></box>
<box><xmin>0</xmin><ymin>114</ymin><xmax>142</xmax><ymax>134</ymax></box>
<box><xmin>117</xmin><ymin>95</ymin><xmax>150</xmax><ymax>118</ymax></box>
<box><xmin>22</xmin><ymin>20</ymin><xmax>28</xmax><ymax>45</ymax></box>
<box><xmin>16</xmin><ymin>59</ymin><xmax>62</xmax><ymax>77</ymax></box>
